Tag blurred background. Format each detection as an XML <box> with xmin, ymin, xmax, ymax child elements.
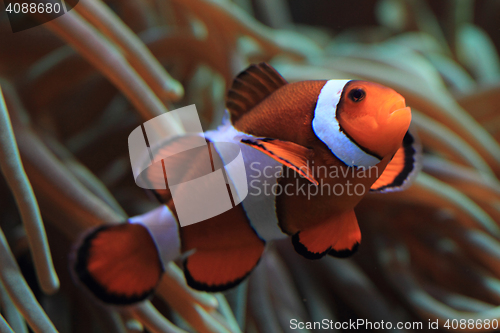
<box><xmin>1</xmin><ymin>0</ymin><xmax>500</xmax><ymax>332</ymax></box>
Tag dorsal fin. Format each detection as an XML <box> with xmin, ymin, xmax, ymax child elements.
<box><xmin>226</xmin><ymin>63</ymin><xmax>288</xmax><ymax>122</ymax></box>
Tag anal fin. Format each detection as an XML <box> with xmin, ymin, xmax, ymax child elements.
<box><xmin>292</xmin><ymin>210</ymin><xmax>361</xmax><ymax>260</ymax></box>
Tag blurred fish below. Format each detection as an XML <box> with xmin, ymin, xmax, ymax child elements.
<box><xmin>0</xmin><ymin>0</ymin><xmax>499</xmax><ymax>332</ymax></box>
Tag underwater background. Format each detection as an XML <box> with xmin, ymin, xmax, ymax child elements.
<box><xmin>1</xmin><ymin>0</ymin><xmax>500</xmax><ymax>332</ymax></box>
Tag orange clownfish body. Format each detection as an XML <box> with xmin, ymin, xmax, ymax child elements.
<box><xmin>73</xmin><ymin>63</ymin><xmax>421</xmax><ymax>305</ymax></box>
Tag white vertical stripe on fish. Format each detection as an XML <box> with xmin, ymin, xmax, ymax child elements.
<box><xmin>129</xmin><ymin>205</ymin><xmax>180</xmax><ymax>269</ymax></box>
<box><xmin>205</xmin><ymin>120</ymin><xmax>287</xmax><ymax>242</ymax></box>
<box><xmin>312</xmin><ymin>80</ymin><xmax>381</xmax><ymax>167</ymax></box>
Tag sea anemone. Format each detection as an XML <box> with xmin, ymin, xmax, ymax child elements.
<box><xmin>0</xmin><ymin>0</ymin><xmax>499</xmax><ymax>332</ymax></box>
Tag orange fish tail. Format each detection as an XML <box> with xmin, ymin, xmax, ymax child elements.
<box><xmin>73</xmin><ymin>223</ymin><xmax>163</xmax><ymax>305</ymax></box>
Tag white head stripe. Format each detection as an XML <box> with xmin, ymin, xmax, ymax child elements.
<box><xmin>312</xmin><ymin>80</ymin><xmax>381</xmax><ymax>167</ymax></box>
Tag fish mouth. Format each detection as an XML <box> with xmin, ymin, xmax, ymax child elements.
<box><xmin>371</xmin><ymin>102</ymin><xmax>411</xmax><ymax>157</ymax></box>
<box><xmin>389</xmin><ymin>106</ymin><xmax>411</xmax><ymax>120</ymax></box>
<box><xmin>386</xmin><ymin>98</ymin><xmax>408</xmax><ymax>116</ymax></box>
<box><xmin>386</xmin><ymin>102</ymin><xmax>411</xmax><ymax>132</ymax></box>
<box><xmin>383</xmin><ymin>96</ymin><xmax>411</xmax><ymax>125</ymax></box>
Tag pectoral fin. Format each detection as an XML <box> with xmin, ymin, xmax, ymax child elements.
<box><xmin>370</xmin><ymin>130</ymin><xmax>421</xmax><ymax>193</ymax></box>
<box><xmin>241</xmin><ymin>138</ymin><xmax>318</xmax><ymax>185</ymax></box>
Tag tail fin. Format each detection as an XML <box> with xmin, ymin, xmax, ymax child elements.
<box><xmin>73</xmin><ymin>223</ymin><xmax>163</xmax><ymax>305</ymax></box>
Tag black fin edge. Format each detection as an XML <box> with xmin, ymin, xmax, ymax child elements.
<box><xmin>370</xmin><ymin>130</ymin><xmax>419</xmax><ymax>192</ymax></box>
<box><xmin>72</xmin><ymin>224</ymin><xmax>162</xmax><ymax>306</ymax></box>
<box><xmin>328</xmin><ymin>242</ymin><xmax>359</xmax><ymax>258</ymax></box>
<box><xmin>149</xmin><ymin>188</ymin><xmax>168</xmax><ymax>204</ymax></box>
<box><xmin>183</xmin><ymin>257</ymin><xmax>259</xmax><ymax>292</ymax></box>
<box><xmin>291</xmin><ymin>232</ymin><xmax>330</xmax><ymax>260</ymax></box>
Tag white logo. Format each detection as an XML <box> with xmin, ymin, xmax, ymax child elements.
<box><xmin>128</xmin><ymin>105</ymin><xmax>248</xmax><ymax>227</ymax></box>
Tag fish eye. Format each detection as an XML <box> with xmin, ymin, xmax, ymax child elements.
<box><xmin>348</xmin><ymin>88</ymin><xmax>365</xmax><ymax>102</ymax></box>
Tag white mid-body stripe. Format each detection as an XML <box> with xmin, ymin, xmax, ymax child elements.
<box><xmin>129</xmin><ymin>205</ymin><xmax>180</xmax><ymax>269</ymax></box>
<box><xmin>205</xmin><ymin>118</ymin><xmax>287</xmax><ymax>242</ymax></box>
<box><xmin>312</xmin><ymin>80</ymin><xmax>381</xmax><ymax>167</ymax></box>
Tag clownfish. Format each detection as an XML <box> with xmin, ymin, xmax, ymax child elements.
<box><xmin>73</xmin><ymin>63</ymin><xmax>421</xmax><ymax>305</ymax></box>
